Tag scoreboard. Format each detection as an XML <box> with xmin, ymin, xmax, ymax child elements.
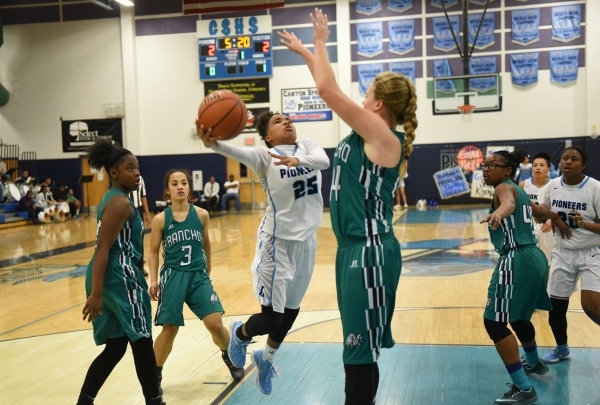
<box><xmin>197</xmin><ymin>16</ymin><xmax>273</xmax><ymax>81</ymax></box>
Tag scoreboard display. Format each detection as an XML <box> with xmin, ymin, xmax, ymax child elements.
<box><xmin>197</xmin><ymin>16</ymin><xmax>273</xmax><ymax>81</ymax></box>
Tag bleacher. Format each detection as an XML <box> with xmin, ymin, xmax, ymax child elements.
<box><xmin>0</xmin><ymin>201</ymin><xmax>30</xmax><ymax>228</ymax></box>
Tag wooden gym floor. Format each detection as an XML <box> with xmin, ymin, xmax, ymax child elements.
<box><xmin>1</xmin><ymin>207</ymin><xmax>599</xmax><ymax>404</ymax></box>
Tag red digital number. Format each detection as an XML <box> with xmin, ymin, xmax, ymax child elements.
<box><xmin>209</xmin><ymin>45</ymin><xmax>215</xmax><ymax>56</ymax></box>
<box><xmin>262</xmin><ymin>41</ymin><xmax>270</xmax><ymax>53</ymax></box>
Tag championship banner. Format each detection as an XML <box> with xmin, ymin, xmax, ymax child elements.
<box><xmin>469</xmin><ymin>56</ymin><xmax>497</xmax><ymax>92</ymax></box>
<box><xmin>281</xmin><ymin>88</ymin><xmax>332</xmax><ymax>122</ymax></box>
<box><xmin>358</xmin><ymin>63</ymin><xmax>384</xmax><ymax>94</ymax></box>
<box><xmin>388</xmin><ymin>19</ymin><xmax>415</xmax><ymax>56</ymax></box>
<box><xmin>356</xmin><ymin>0</ymin><xmax>382</xmax><ymax>16</ymax></box>
<box><xmin>510</xmin><ymin>53</ymin><xmax>539</xmax><ymax>88</ymax></box>
<box><xmin>550</xmin><ymin>49</ymin><xmax>579</xmax><ymax>84</ymax></box>
<box><xmin>433</xmin><ymin>16</ymin><xmax>460</xmax><ymax>52</ymax></box>
<box><xmin>434</xmin><ymin>59</ymin><xmax>455</xmax><ymax>93</ymax></box>
<box><xmin>431</xmin><ymin>0</ymin><xmax>458</xmax><ymax>9</ymax></box>
<box><xmin>61</xmin><ymin>118</ymin><xmax>123</xmax><ymax>153</ymax></box>
<box><xmin>389</xmin><ymin>61</ymin><xmax>416</xmax><ymax>85</ymax></box>
<box><xmin>357</xmin><ymin>22</ymin><xmax>384</xmax><ymax>58</ymax></box>
<box><xmin>470</xmin><ymin>170</ymin><xmax>494</xmax><ymax>200</ymax></box>
<box><xmin>552</xmin><ymin>5</ymin><xmax>581</xmax><ymax>43</ymax></box>
<box><xmin>468</xmin><ymin>12</ymin><xmax>495</xmax><ymax>50</ymax></box>
<box><xmin>511</xmin><ymin>9</ymin><xmax>540</xmax><ymax>46</ymax></box>
<box><xmin>388</xmin><ymin>0</ymin><xmax>413</xmax><ymax>13</ymax></box>
<box><xmin>433</xmin><ymin>166</ymin><xmax>470</xmax><ymax>200</ymax></box>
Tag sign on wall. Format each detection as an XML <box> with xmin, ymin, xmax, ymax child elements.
<box><xmin>511</xmin><ymin>53</ymin><xmax>539</xmax><ymax>88</ymax></box>
<box><xmin>204</xmin><ymin>78</ymin><xmax>269</xmax><ymax>104</ymax></box>
<box><xmin>511</xmin><ymin>9</ymin><xmax>540</xmax><ymax>46</ymax></box>
<box><xmin>433</xmin><ymin>166</ymin><xmax>470</xmax><ymax>199</ymax></box>
<box><xmin>61</xmin><ymin>118</ymin><xmax>122</xmax><ymax>153</ymax></box>
<box><xmin>470</xmin><ymin>169</ymin><xmax>494</xmax><ymax>199</ymax></box>
<box><xmin>281</xmin><ymin>88</ymin><xmax>332</xmax><ymax>122</ymax></box>
<box><xmin>243</xmin><ymin>107</ymin><xmax>270</xmax><ymax>133</ymax></box>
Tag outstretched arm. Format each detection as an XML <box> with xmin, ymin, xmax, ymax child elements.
<box><xmin>479</xmin><ymin>184</ymin><xmax>517</xmax><ymax>230</ymax></box>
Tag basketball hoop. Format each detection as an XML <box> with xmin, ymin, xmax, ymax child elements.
<box><xmin>457</xmin><ymin>104</ymin><xmax>476</xmax><ymax>123</ymax></box>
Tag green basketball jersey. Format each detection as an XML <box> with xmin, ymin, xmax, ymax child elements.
<box><xmin>162</xmin><ymin>205</ymin><xmax>207</xmax><ymax>272</ymax></box>
<box><xmin>330</xmin><ymin>129</ymin><xmax>405</xmax><ymax>241</ymax></box>
<box><xmin>93</xmin><ymin>187</ymin><xmax>143</xmax><ymax>262</ymax></box>
<box><xmin>488</xmin><ymin>180</ymin><xmax>537</xmax><ymax>255</ymax></box>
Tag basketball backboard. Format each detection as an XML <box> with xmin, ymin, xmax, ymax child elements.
<box><xmin>433</xmin><ymin>73</ymin><xmax>502</xmax><ymax>115</ymax></box>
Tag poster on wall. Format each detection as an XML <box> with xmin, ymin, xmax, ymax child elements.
<box><xmin>469</xmin><ymin>57</ymin><xmax>497</xmax><ymax>92</ymax></box>
<box><xmin>61</xmin><ymin>118</ymin><xmax>122</xmax><ymax>153</ymax></box>
<box><xmin>358</xmin><ymin>63</ymin><xmax>384</xmax><ymax>94</ymax></box>
<box><xmin>470</xmin><ymin>170</ymin><xmax>494</xmax><ymax>199</ymax></box>
<box><xmin>550</xmin><ymin>49</ymin><xmax>579</xmax><ymax>84</ymax></box>
<box><xmin>389</xmin><ymin>61</ymin><xmax>416</xmax><ymax>85</ymax></box>
<box><xmin>433</xmin><ymin>166</ymin><xmax>470</xmax><ymax>200</ymax></box>
<box><xmin>468</xmin><ymin>12</ymin><xmax>495</xmax><ymax>50</ymax></box>
<box><xmin>281</xmin><ymin>88</ymin><xmax>332</xmax><ymax>122</ymax></box>
<box><xmin>511</xmin><ymin>53</ymin><xmax>539</xmax><ymax>88</ymax></box>
<box><xmin>456</xmin><ymin>145</ymin><xmax>484</xmax><ymax>172</ymax></box>
<box><xmin>486</xmin><ymin>146</ymin><xmax>514</xmax><ymax>157</ymax></box>
<box><xmin>511</xmin><ymin>9</ymin><xmax>540</xmax><ymax>46</ymax></box>
<box><xmin>433</xmin><ymin>16</ymin><xmax>460</xmax><ymax>52</ymax></box>
<box><xmin>242</xmin><ymin>107</ymin><xmax>270</xmax><ymax>133</ymax></box>
<box><xmin>356</xmin><ymin>0</ymin><xmax>382</xmax><ymax>15</ymax></box>
<box><xmin>388</xmin><ymin>19</ymin><xmax>415</xmax><ymax>55</ymax></box>
<box><xmin>204</xmin><ymin>79</ymin><xmax>269</xmax><ymax>104</ymax></box>
<box><xmin>552</xmin><ymin>5</ymin><xmax>581</xmax><ymax>43</ymax></box>
<box><xmin>434</xmin><ymin>59</ymin><xmax>455</xmax><ymax>93</ymax></box>
<box><xmin>357</xmin><ymin>22</ymin><xmax>383</xmax><ymax>57</ymax></box>
<box><xmin>388</xmin><ymin>0</ymin><xmax>413</xmax><ymax>13</ymax></box>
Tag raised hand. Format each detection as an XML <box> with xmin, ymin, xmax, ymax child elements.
<box><xmin>309</xmin><ymin>8</ymin><xmax>329</xmax><ymax>45</ymax></box>
<box><xmin>277</xmin><ymin>30</ymin><xmax>305</xmax><ymax>54</ymax></box>
<box><xmin>195</xmin><ymin>119</ymin><xmax>216</xmax><ymax>148</ymax></box>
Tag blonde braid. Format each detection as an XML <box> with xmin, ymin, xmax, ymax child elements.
<box><xmin>400</xmin><ymin>78</ymin><xmax>417</xmax><ymax>159</ymax></box>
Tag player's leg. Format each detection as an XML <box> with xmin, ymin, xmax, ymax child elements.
<box><xmin>399</xmin><ymin>185</ymin><xmax>407</xmax><ymax>207</ymax></box>
<box><xmin>130</xmin><ymin>337</ymin><xmax>163</xmax><ymax>405</ymax></box>
<box><xmin>510</xmin><ymin>319</ymin><xmax>548</xmax><ymax>375</ymax></box>
<box><xmin>579</xmin><ymin>246</ymin><xmax>600</xmax><ymax>325</ymax></box>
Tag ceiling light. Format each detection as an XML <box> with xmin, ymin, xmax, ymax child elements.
<box><xmin>114</xmin><ymin>0</ymin><xmax>134</xmax><ymax>6</ymax></box>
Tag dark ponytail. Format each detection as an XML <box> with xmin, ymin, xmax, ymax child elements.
<box><xmin>87</xmin><ymin>139</ymin><xmax>132</xmax><ymax>172</ymax></box>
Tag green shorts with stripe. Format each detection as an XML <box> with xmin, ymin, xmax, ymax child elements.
<box><xmin>336</xmin><ymin>233</ymin><xmax>402</xmax><ymax>365</ymax></box>
<box><xmin>155</xmin><ymin>267</ymin><xmax>224</xmax><ymax>326</ymax></box>
<box><xmin>484</xmin><ymin>246</ymin><xmax>552</xmax><ymax>323</ymax></box>
<box><xmin>86</xmin><ymin>257</ymin><xmax>152</xmax><ymax>346</ymax></box>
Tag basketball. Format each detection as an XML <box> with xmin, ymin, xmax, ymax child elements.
<box><xmin>197</xmin><ymin>90</ymin><xmax>247</xmax><ymax>140</ymax></box>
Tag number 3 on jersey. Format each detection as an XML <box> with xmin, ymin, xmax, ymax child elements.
<box><xmin>181</xmin><ymin>245</ymin><xmax>192</xmax><ymax>266</ymax></box>
<box><xmin>293</xmin><ymin>175</ymin><xmax>318</xmax><ymax>200</ymax></box>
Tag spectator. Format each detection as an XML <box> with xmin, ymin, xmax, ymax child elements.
<box><xmin>129</xmin><ymin>175</ymin><xmax>151</xmax><ymax>277</ymax></box>
<box><xmin>202</xmin><ymin>176</ymin><xmax>220</xmax><ymax>212</ymax></box>
<box><xmin>0</xmin><ymin>156</ymin><xmax>8</xmax><ymax>181</ymax></box>
<box><xmin>35</xmin><ymin>184</ymin><xmax>56</xmax><ymax>210</ymax></box>
<box><xmin>221</xmin><ymin>174</ymin><xmax>241</xmax><ymax>212</ymax></box>
<box><xmin>67</xmin><ymin>188</ymin><xmax>81</xmax><ymax>218</ymax></box>
<box><xmin>54</xmin><ymin>184</ymin><xmax>78</xmax><ymax>219</ymax></box>
<box><xmin>17</xmin><ymin>190</ymin><xmax>41</xmax><ymax>224</ymax></box>
<box><xmin>15</xmin><ymin>170</ymin><xmax>31</xmax><ymax>185</ymax></box>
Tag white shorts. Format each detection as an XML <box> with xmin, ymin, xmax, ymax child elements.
<box><xmin>548</xmin><ymin>245</ymin><xmax>600</xmax><ymax>298</ymax></box>
<box><xmin>533</xmin><ymin>223</ymin><xmax>555</xmax><ymax>263</ymax></box>
<box><xmin>251</xmin><ymin>231</ymin><xmax>317</xmax><ymax>313</ymax></box>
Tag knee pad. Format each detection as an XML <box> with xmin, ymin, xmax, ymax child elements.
<box><xmin>344</xmin><ymin>363</ymin><xmax>377</xmax><ymax>405</ymax></box>
<box><xmin>269</xmin><ymin>307</ymin><xmax>300</xmax><ymax>343</ymax></box>
<box><xmin>509</xmin><ymin>320</ymin><xmax>535</xmax><ymax>343</ymax></box>
<box><xmin>483</xmin><ymin>318</ymin><xmax>512</xmax><ymax>344</ymax></box>
<box><xmin>245</xmin><ymin>306</ymin><xmax>284</xmax><ymax>337</ymax></box>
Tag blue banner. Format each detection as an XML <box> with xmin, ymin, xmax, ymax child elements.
<box><xmin>356</xmin><ymin>0</ymin><xmax>382</xmax><ymax>16</ymax></box>
<box><xmin>552</xmin><ymin>5</ymin><xmax>581</xmax><ymax>43</ymax></box>
<box><xmin>357</xmin><ymin>22</ymin><xmax>384</xmax><ymax>57</ymax></box>
<box><xmin>388</xmin><ymin>19</ymin><xmax>415</xmax><ymax>55</ymax></box>
<box><xmin>431</xmin><ymin>0</ymin><xmax>458</xmax><ymax>9</ymax></box>
<box><xmin>468</xmin><ymin>12</ymin><xmax>495</xmax><ymax>50</ymax></box>
<box><xmin>433</xmin><ymin>166</ymin><xmax>470</xmax><ymax>200</ymax></box>
<box><xmin>434</xmin><ymin>59</ymin><xmax>455</xmax><ymax>93</ymax></box>
<box><xmin>510</xmin><ymin>53</ymin><xmax>538</xmax><ymax>88</ymax></box>
<box><xmin>358</xmin><ymin>63</ymin><xmax>384</xmax><ymax>94</ymax></box>
<box><xmin>511</xmin><ymin>9</ymin><xmax>540</xmax><ymax>46</ymax></box>
<box><xmin>550</xmin><ymin>49</ymin><xmax>579</xmax><ymax>84</ymax></box>
<box><xmin>389</xmin><ymin>61</ymin><xmax>416</xmax><ymax>85</ymax></box>
<box><xmin>387</xmin><ymin>0</ymin><xmax>412</xmax><ymax>13</ymax></box>
<box><xmin>469</xmin><ymin>57</ymin><xmax>497</xmax><ymax>92</ymax></box>
<box><xmin>433</xmin><ymin>16</ymin><xmax>460</xmax><ymax>52</ymax></box>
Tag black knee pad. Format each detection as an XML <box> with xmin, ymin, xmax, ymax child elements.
<box><xmin>344</xmin><ymin>363</ymin><xmax>378</xmax><ymax>405</ymax></box>
<box><xmin>244</xmin><ymin>306</ymin><xmax>284</xmax><ymax>337</ymax></box>
<box><xmin>269</xmin><ymin>307</ymin><xmax>300</xmax><ymax>343</ymax></box>
<box><xmin>483</xmin><ymin>318</ymin><xmax>512</xmax><ymax>343</ymax></box>
<box><xmin>509</xmin><ymin>320</ymin><xmax>535</xmax><ymax>343</ymax></box>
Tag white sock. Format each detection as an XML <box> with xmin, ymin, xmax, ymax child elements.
<box><xmin>75</xmin><ymin>209</ymin><xmax>80</xmax><ymax>216</ymax></box>
<box><xmin>262</xmin><ymin>343</ymin><xmax>277</xmax><ymax>363</ymax></box>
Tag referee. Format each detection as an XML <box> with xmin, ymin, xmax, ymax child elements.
<box><xmin>130</xmin><ymin>175</ymin><xmax>151</xmax><ymax>277</ymax></box>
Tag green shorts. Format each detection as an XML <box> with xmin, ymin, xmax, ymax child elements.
<box><xmin>336</xmin><ymin>234</ymin><xmax>402</xmax><ymax>365</ymax></box>
<box><xmin>155</xmin><ymin>267</ymin><xmax>224</xmax><ymax>326</ymax></box>
<box><xmin>484</xmin><ymin>246</ymin><xmax>552</xmax><ymax>323</ymax></box>
<box><xmin>86</xmin><ymin>257</ymin><xmax>152</xmax><ymax>346</ymax></box>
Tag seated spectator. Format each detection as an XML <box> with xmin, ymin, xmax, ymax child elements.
<box><xmin>0</xmin><ymin>156</ymin><xmax>8</xmax><ymax>181</ymax></box>
<box><xmin>42</xmin><ymin>177</ymin><xmax>56</xmax><ymax>194</ymax></box>
<box><xmin>15</xmin><ymin>170</ymin><xmax>31</xmax><ymax>185</ymax></box>
<box><xmin>17</xmin><ymin>190</ymin><xmax>42</xmax><ymax>224</ymax></box>
<box><xmin>54</xmin><ymin>184</ymin><xmax>78</xmax><ymax>218</ymax></box>
<box><xmin>201</xmin><ymin>176</ymin><xmax>220</xmax><ymax>212</ymax></box>
<box><xmin>35</xmin><ymin>184</ymin><xmax>56</xmax><ymax>210</ymax></box>
<box><xmin>221</xmin><ymin>174</ymin><xmax>241</xmax><ymax>212</ymax></box>
<box><xmin>67</xmin><ymin>188</ymin><xmax>81</xmax><ymax>218</ymax></box>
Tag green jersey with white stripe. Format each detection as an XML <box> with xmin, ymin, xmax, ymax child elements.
<box><xmin>162</xmin><ymin>205</ymin><xmax>206</xmax><ymax>272</ymax></box>
<box><xmin>488</xmin><ymin>180</ymin><xmax>537</xmax><ymax>255</ymax></box>
<box><xmin>330</xmin><ymin>130</ymin><xmax>405</xmax><ymax>241</ymax></box>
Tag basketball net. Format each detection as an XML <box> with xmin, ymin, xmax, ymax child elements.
<box><xmin>457</xmin><ymin>104</ymin><xmax>475</xmax><ymax>123</ymax></box>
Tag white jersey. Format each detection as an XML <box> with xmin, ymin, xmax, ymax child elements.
<box><xmin>211</xmin><ymin>138</ymin><xmax>330</xmax><ymax>241</ymax></box>
<box><xmin>523</xmin><ymin>178</ymin><xmax>546</xmax><ymax>203</ymax></box>
<box><xmin>523</xmin><ymin>178</ymin><xmax>554</xmax><ymax>261</ymax></box>
<box><xmin>539</xmin><ymin>176</ymin><xmax>600</xmax><ymax>250</ymax></box>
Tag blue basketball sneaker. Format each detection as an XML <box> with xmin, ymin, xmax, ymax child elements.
<box><xmin>251</xmin><ymin>349</ymin><xmax>277</xmax><ymax>395</ymax></box>
<box><xmin>541</xmin><ymin>345</ymin><xmax>571</xmax><ymax>363</ymax></box>
<box><xmin>228</xmin><ymin>320</ymin><xmax>250</xmax><ymax>368</ymax></box>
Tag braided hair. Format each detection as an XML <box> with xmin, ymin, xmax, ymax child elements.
<box><xmin>493</xmin><ymin>149</ymin><xmax>528</xmax><ymax>177</ymax></box>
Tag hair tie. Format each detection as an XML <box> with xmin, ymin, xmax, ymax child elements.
<box><xmin>105</xmin><ymin>148</ymin><xmax>131</xmax><ymax>171</ymax></box>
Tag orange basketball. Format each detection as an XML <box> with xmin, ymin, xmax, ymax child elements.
<box><xmin>198</xmin><ymin>90</ymin><xmax>247</xmax><ymax>140</ymax></box>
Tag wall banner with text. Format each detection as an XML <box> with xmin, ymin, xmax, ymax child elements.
<box><xmin>552</xmin><ymin>5</ymin><xmax>581</xmax><ymax>43</ymax></box>
<box><xmin>550</xmin><ymin>49</ymin><xmax>579</xmax><ymax>84</ymax></box>
<box><xmin>357</xmin><ymin>22</ymin><xmax>384</xmax><ymax>57</ymax></box>
<box><xmin>433</xmin><ymin>166</ymin><xmax>470</xmax><ymax>200</ymax></box>
<box><xmin>388</xmin><ymin>19</ymin><xmax>415</xmax><ymax>56</ymax></box>
<box><xmin>61</xmin><ymin>118</ymin><xmax>122</xmax><ymax>153</ymax></box>
<box><xmin>358</xmin><ymin>63</ymin><xmax>384</xmax><ymax>95</ymax></box>
<box><xmin>511</xmin><ymin>9</ymin><xmax>540</xmax><ymax>46</ymax></box>
<box><xmin>281</xmin><ymin>88</ymin><xmax>332</xmax><ymax>122</ymax></box>
<box><xmin>511</xmin><ymin>53</ymin><xmax>539</xmax><ymax>88</ymax></box>
<box><xmin>204</xmin><ymin>79</ymin><xmax>269</xmax><ymax>104</ymax></box>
